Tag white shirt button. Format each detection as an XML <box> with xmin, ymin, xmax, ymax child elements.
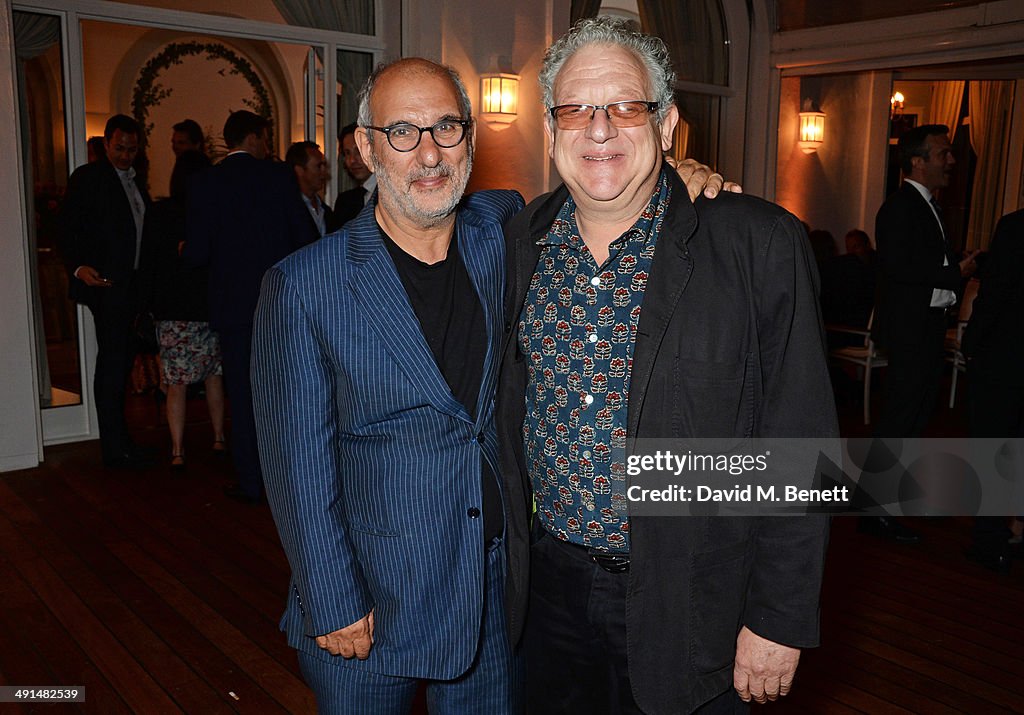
<box><xmin>588</xmin><ymin>334</ymin><xmax>598</xmax><ymax>343</ymax></box>
<box><xmin>583</xmin><ymin>450</ymin><xmax>592</xmax><ymax>459</ymax></box>
<box><xmin>584</xmin><ymin>394</ymin><xmax>594</xmax><ymax>405</ymax></box>
<box><xmin>590</xmin><ymin>276</ymin><xmax>600</xmax><ymax>286</ymax></box>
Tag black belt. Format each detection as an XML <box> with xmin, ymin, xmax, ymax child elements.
<box><xmin>928</xmin><ymin>306</ymin><xmax>953</xmax><ymax>316</ymax></box>
<box><xmin>588</xmin><ymin>550</ymin><xmax>630</xmax><ymax>573</ymax></box>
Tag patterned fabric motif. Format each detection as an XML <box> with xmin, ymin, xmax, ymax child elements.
<box><xmin>157</xmin><ymin>320</ymin><xmax>223</xmax><ymax>385</ymax></box>
<box><xmin>518</xmin><ymin>174</ymin><xmax>670</xmax><ymax>552</ymax></box>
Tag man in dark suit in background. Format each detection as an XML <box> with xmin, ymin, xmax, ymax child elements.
<box><xmin>285</xmin><ymin>140</ymin><xmax>338</xmax><ymax>239</ymax></box>
<box><xmin>867</xmin><ymin>124</ymin><xmax>980</xmax><ymax>542</ymax></box>
<box><xmin>963</xmin><ymin>208</ymin><xmax>1024</xmax><ymax>572</ymax></box>
<box><xmin>333</xmin><ymin>122</ymin><xmax>376</xmax><ymax>225</ymax></box>
<box><xmin>60</xmin><ymin>114</ymin><xmax>152</xmax><ymax>468</ymax></box>
<box><xmin>185</xmin><ymin>110</ymin><xmax>312</xmax><ymax>503</ymax></box>
<box><xmin>498</xmin><ymin>18</ymin><xmax>835</xmax><ymax>714</ymax></box>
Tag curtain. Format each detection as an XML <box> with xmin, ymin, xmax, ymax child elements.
<box><xmin>966</xmin><ymin>81</ymin><xmax>1014</xmax><ymax>250</ymax></box>
<box><xmin>270</xmin><ymin>0</ymin><xmax>374</xmax><ymax>141</ymax></box>
<box><xmin>926</xmin><ymin>80</ymin><xmax>964</xmax><ymax>134</ymax></box>
<box><xmin>14</xmin><ymin>12</ymin><xmax>61</xmax><ymax>406</ymax></box>
<box><xmin>637</xmin><ymin>0</ymin><xmax>727</xmax><ymax>86</ymax></box>
<box><xmin>570</xmin><ymin>0</ymin><xmax>602</xmax><ymax>25</ymax></box>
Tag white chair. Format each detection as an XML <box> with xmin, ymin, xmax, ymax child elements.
<box><xmin>827</xmin><ymin>310</ymin><xmax>886</xmax><ymax>425</ymax></box>
<box><xmin>945</xmin><ymin>278</ymin><xmax>980</xmax><ymax>408</ymax></box>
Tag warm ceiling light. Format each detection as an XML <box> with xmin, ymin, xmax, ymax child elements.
<box><xmin>480</xmin><ymin>73</ymin><xmax>519</xmax><ymax>129</ymax></box>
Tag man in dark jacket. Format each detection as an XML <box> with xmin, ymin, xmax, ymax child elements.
<box><xmin>497</xmin><ymin>17</ymin><xmax>837</xmax><ymax>715</ymax></box>
<box><xmin>867</xmin><ymin>124</ymin><xmax>980</xmax><ymax>542</ymax></box>
<box><xmin>184</xmin><ymin>110</ymin><xmax>312</xmax><ymax>502</ymax></box>
<box><xmin>60</xmin><ymin>114</ymin><xmax>152</xmax><ymax>468</ymax></box>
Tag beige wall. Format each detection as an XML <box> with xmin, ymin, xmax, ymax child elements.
<box><xmin>776</xmin><ymin>72</ymin><xmax>890</xmax><ymax>250</ymax></box>
<box><xmin>406</xmin><ymin>0</ymin><xmax>570</xmax><ymax>202</ymax></box>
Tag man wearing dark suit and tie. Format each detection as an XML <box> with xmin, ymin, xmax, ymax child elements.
<box><xmin>333</xmin><ymin>122</ymin><xmax>376</xmax><ymax>226</ymax></box>
<box><xmin>185</xmin><ymin>110</ymin><xmax>312</xmax><ymax>503</ymax></box>
<box><xmin>60</xmin><ymin>114</ymin><xmax>152</xmax><ymax>468</ymax></box>
<box><xmin>285</xmin><ymin>140</ymin><xmax>339</xmax><ymax>240</ymax></box>
<box><xmin>866</xmin><ymin>124</ymin><xmax>980</xmax><ymax>542</ymax></box>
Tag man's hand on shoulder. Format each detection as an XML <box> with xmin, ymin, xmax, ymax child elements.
<box><xmin>315</xmin><ymin>609</ymin><xmax>375</xmax><ymax>659</ymax></box>
<box><xmin>665</xmin><ymin>156</ymin><xmax>743</xmax><ymax>202</ymax></box>
<box><xmin>733</xmin><ymin>625</ymin><xmax>801</xmax><ymax>704</ymax></box>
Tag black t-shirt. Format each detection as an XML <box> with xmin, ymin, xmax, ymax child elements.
<box><xmin>381</xmin><ymin>226</ymin><xmax>503</xmax><ymax>542</ymax></box>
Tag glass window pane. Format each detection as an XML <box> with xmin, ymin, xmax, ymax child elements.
<box><xmin>15</xmin><ymin>10</ymin><xmax>83</xmax><ymax>408</ymax></box>
<box><xmin>638</xmin><ymin>0</ymin><xmax>728</xmax><ymax>86</ymax></box>
<box><xmin>670</xmin><ymin>91</ymin><xmax>721</xmax><ymax>170</ymax></box>
<box><xmin>334</xmin><ymin>49</ymin><xmax>374</xmax><ymax>194</ymax></box>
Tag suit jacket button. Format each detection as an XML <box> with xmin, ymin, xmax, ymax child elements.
<box><xmin>467</xmin><ymin>507</ymin><xmax>481</xmax><ymax>518</ymax></box>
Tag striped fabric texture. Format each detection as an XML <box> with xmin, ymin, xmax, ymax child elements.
<box><xmin>252</xmin><ymin>189</ymin><xmax>524</xmax><ymax>680</ymax></box>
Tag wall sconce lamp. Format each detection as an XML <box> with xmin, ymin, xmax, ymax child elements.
<box><xmin>798</xmin><ymin>99</ymin><xmax>825</xmax><ymax>154</ymax></box>
<box><xmin>480</xmin><ymin>73</ymin><xmax>519</xmax><ymax>129</ymax></box>
<box><xmin>890</xmin><ymin>91</ymin><xmax>905</xmax><ymax>118</ymax></box>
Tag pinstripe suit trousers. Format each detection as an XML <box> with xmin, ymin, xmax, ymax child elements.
<box><xmin>298</xmin><ymin>539</ymin><xmax>523</xmax><ymax>714</ymax></box>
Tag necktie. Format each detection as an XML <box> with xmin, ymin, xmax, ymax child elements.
<box><xmin>929</xmin><ymin>197</ymin><xmax>947</xmax><ymax>242</ymax></box>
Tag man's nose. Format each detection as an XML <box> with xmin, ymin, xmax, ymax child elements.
<box><xmin>586</xmin><ymin>108</ymin><xmax>617</xmax><ymax>143</ymax></box>
<box><xmin>416</xmin><ymin>133</ymin><xmax>442</xmax><ymax>166</ymax></box>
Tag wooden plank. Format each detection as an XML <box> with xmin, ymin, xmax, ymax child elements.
<box><xmin>0</xmin><ymin>511</ymin><xmax>179</xmax><ymax>713</ymax></box>
<box><xmin>3</xmin><ymin>475</ymin><xmax>239</xmax><ymax>715</ymax></box>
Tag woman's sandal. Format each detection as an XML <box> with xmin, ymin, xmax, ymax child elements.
<box><xmin>171</xmin><ymin>454</ymin><xmax>186</xmax><ymax>472</ymax></box>
<box><xmin>212</xmin><ymin>439</ymin><xmax>228</xmax><ymax>456</ymax></box>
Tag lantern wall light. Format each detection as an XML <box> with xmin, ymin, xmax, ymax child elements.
<box><xmin>480</xmin><ymin>73</ymin><xmax>520</xmax><ymax>129</ymax></box>
<box><xmin>798</xmin><ymin>98</ymin><xmax>825</xmax><ymax>154</ymax></box>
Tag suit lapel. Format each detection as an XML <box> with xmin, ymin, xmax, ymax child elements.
<box><xmin>345</xmin><ymin>215</ymin><xmax>469</xmax><ymax>422</ymax></box>
<box><xmin>457</xmin><ymin>213</ymin><xmax>503</xmax><ymax>430</ymax></box>
<box><xmin>627</xmin><ymin>173</ymin><xmax>698</xmax><ymax>437</ymax></box>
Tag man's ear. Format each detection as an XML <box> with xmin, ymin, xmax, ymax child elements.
<box><xmin>354</xmin><ymin>127</ymin><xmax>376</xmax><ymax>173</ymax></box>
<box><xmin>544</xmin><ymin>118</ymin><xmax>555</xmax><ymax>159</ymax></box>
<box><xmin>659</xmin><ymin>104</ymin><xmax>679</xmax><ymax>152</ymax></box>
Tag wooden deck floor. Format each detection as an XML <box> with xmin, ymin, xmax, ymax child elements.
<box><xmin>1</xmin><ymin>384</ymin><xmax>1021</xmax><ymax>714</ymax></box>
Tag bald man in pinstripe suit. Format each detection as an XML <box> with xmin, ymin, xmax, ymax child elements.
<box><xmin>253</xmin><ymin>59</ymin><xmax>526</xmax><ymax>714</ymax></box>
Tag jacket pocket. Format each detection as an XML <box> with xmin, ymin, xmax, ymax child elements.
<box><xmin>672</xmin><ymin>355</ymin><xmax>753</xmax><ymax>437</ymax></box>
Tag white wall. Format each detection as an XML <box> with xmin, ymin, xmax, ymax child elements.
<box><xmin>0</xmin><ymin>4</ymin><xmax>44</xmax><ymax>471</ymax></box>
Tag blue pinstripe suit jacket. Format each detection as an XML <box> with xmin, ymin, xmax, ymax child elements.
<box><xmin>252</xmin><ymin>189</ymin><xmax>525</xmax><ymax>679</ymax></box>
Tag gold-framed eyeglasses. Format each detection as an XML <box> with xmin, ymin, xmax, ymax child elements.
<box><xmin>363</xmin><ymin>119</ymin><xmax>472</xmax><ymax>152</ymax></box>
<box><xmin>548</xmin><ymin>101</ymin><xmax>660</xmax><ymax>130</ymax></box>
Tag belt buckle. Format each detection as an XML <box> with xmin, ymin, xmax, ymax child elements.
<box><xmin>589</xmin><ymin>550</ymin><xmax>630</xmax><ymax>573</ymax></box>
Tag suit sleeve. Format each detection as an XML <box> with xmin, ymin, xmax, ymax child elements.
<box><xmin>252</xmin><ymin>267</ymin><xmax>373</xmax><ymax>636</ymax></box>
<box><xmin>875</xmin><ymin>198</ymin><xmax>961</xmax><ymax>291</ymax></box>
<box><xmin>745</xmin><ymin>212</ymin><xmax>837</xmax><ymax>649</ymax></box>
<box><xmin>463</xmin><ymin>190</ymin><xmax>526</xmax><ymax>224</ymax></box>
<box><xmin>58</xmin><ymin>165</ymin><xmax>92</xmax><ymax>278</ymax></box>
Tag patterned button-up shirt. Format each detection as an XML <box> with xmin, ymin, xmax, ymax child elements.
<box><xmin>518</xmin><ymin>173</ymin><xmax>670</xmax><ymax>552</ymax></box>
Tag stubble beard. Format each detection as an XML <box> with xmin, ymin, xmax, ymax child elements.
<box><xmin>371</xmin><ymin>143</ymin><xmax>473</xmax><ymax>229</ymax></box>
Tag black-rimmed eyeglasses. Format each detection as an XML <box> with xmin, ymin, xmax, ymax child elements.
<box><xmin>363</xmin><ymin>119</ymin><xmax>472</xmax><ymax>152</ymax></box>
<box><xmin>548</xmin><ymin>101</ymin><xmax>660</xmax><ymax>130</ymax></box>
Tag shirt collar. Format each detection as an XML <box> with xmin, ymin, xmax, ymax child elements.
<box><xmin>904</xmin><ymin>178</ymin><xmax>934</xmax><ymax>202</ymax></box>
<box><xmin>538</xmin><ymin>169</ymin><xmax>671</xmax><ymax>249</ymax></box>
<box><xmin>115</xmin><ymin>165</ymin><xmax>136</xmax><ymax>182</ymax></box>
